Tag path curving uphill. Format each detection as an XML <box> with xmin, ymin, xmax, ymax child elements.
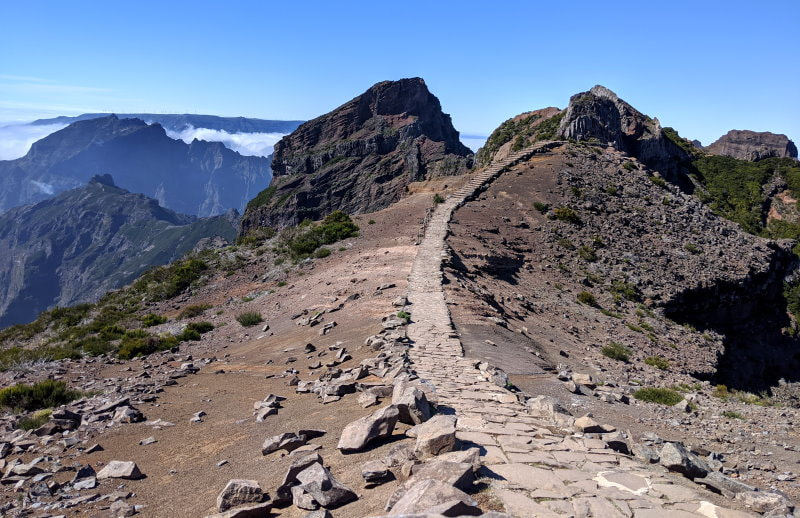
<box><xmin>405</xmin><ymin>144</ymin><xmax>759</xmax><ymax>517</ymax></box>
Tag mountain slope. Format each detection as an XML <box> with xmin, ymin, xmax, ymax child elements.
<box><xmin>240</xmin><ymin>77</ymin><xmax>473</xmax><ymax>233</ymax></box>
<box><xmin>0</xmin><ymin>175</ymin><xmax>237</xmax><ymax>328</ymax></box>
<box><xmin>0</xmin><ymin>115</ymin><xmax>272</xmax><ymax>216</ymax></box>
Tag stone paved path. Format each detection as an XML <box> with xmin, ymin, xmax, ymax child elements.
<box><xmin>404</xmin><ymin>146</ymin><xmax>755</xmax><ymax>517</ymax></box>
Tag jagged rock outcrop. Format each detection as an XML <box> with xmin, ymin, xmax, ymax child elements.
<box><xmin>240</xmin><ymin>78</ymin><xmax>472</xmax><ymax>233</ymax></box>
<box><xmin>706</xmin><ymin>130</ymin><xmax>798</xmax><ymax>161</ymax></box>
<box><xmin>0</xmin><ymin>115</ymin><xmax>272</xmax><ymax>216</ymax></box>
<box><xmin>0</xmin><ymin>176</ymin><xmax>237</xmax><ymax>327</ymax></box>
<box><xmin>556</xmin><ymin>85</ymin><xmax>692</xmax><ymax>182</ymax></box>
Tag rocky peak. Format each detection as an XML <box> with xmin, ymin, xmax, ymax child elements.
<box><xmin>556</xmin><ymin>85</ymin><xmax>692</xmax><ymax>182</ymax></box>
<box><xmin>89</xmin><ymin>173</ymin><xmax>116</xmax><ymax>187</ymax></box>
<box><xmin>706</xmin><ymin>130</ymin><xmax>798</xmax><ymax>161</ymax></box>
<box><xmin>241</xmin><ymin>78</ymin><xmax>473</xmax><ymax>233</ymax></box>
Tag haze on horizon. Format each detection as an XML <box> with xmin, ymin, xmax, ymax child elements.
<box><xmin>1</xmin><ymin>0</ymin><xmax>798</xmax><ymax>149</ymax></box>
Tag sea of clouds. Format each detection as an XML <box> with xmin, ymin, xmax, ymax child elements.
<box><xmin>162</xmin><ymin>125</ymin><xmax>286</xmax><ymax>158</ymax></box>
<box><xmin>0</xmin><ymin>123</ymin><xmax>68</xmax><ymax>160</ymax></box>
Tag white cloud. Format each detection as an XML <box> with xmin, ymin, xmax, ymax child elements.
<box><xmin>163</xmin><ymin>125</ymin><xmax>286</xmax><ymax>157</ymax></box>
<box><xmin>0</xmin><ymin>123</ymin><xmax>67</xmax><ymax>160</ymax></box>
<box><xmin>31</xmin><ymin>180</ymin><xmax>54</xmax><ymax>195</ymax></box>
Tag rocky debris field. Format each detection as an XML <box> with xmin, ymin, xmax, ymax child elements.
<box><xmin>0</xmin><ymin>144</ymin><xmax>797</xmax><ymax>517</ymax></box>
<box><xmin>445</xmin><ymin>143</ymin><xmax>800</xmax><ymax>504</ymax></box>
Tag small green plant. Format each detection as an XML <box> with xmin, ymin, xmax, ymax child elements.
<box><xmin>0</xmin><ymin>380</ymin><xmax>83</xmax><ymax>412</ymax></box>
<box><xmin>397</xmin><ymin>311</ymin><xmax>411</xmax><ymax>323</ymax></box>
<box><xmin>601</xmin><ymin>342</ymin><xmax>631</xmax><ymax>362</ymax></box>
<box><xmin>533</xmin><ymin>201</ymin><xmax>549</xmax><ymax>214</ymax></box>
<box><xmin>604</xmin><ymin>185</ymin><xmax>619</xmax><ymax>196</ymax></box>
<box><xmin>600</xmin><ymin>308</ymin><xmax>622</xmax><ymax>318</ymax></box>
<box><xmin>712</xmin><ymin>384</ymin><xmax>730</xmax><ymax>399</ymax></box>
<box><xmin>610</xmin><ymin>280</ymin><xmax>641</xmax><ymax>302</ymax></box>
<box><xmin>626</xmin><ymin>323</ymin><xmax>644</xmax><ymax>333</ymax></box>
<box><xmin>433</xmin><ymin>193</ymin><xmax>445</xmax><ymax>204</ymax></box>
<box><xmin>277</xmin><ymin>281</ymin><xmax>287</xmax><ymax>287</ymax></box>
<box><xmin>578</xmin><ymin>246</ymin><xmax>597</xmax><ymax>262</ymax></box>
<box><xmin>368</xmin><ymin>219</ymin><xmax>376</xmax><ymax>224</ymax></box>
<box><xmin>178</xmin><ymin>304</ymin><xmax>212</xmax><ymax>319</ymax></box>
<box><xmin>648</xmin><ymin>175</ymin><xmax>667</xmax><ymax>188</ymax></box>
<box><xmin>17</xmin><ymin>409</ymin><xmax>52</xmax><ymax>430</ymax></box>
<box><xmin>553</xmin><ymin>207</ymin><xmax>581</xmax><ymax>224</ymax></box>
<box><xmin>236</xmin><ymin>312</ymin><xmax>263</xmax><ymax>327</ymax></box>
<box><xmin>684</xmin><ymin>243</ymin><xmax>701</xmax><ymax>254</ymax></box>
<box><xmin>633</xmin><ymin>387</ymin><xmax>683</xmax><ymax>406</ymax></box>
<box><xmin>722</xmin><ymin>410</ymin><xmax>745</xmax><ymax>420</ymax></box>
<box><xmin>576</xmin><ymin>291</ymin><xmax>598</xmax><ymax>307</ymax></box>
<box><xmin>314</xmin><ymin>247</ymin><xmax>331</xmax><ymax>258</ymax></box>
<box><xmin>141</xmin><ymin>314</ymin><xmax>167</xmax><ymax>327</ymax></box>
<box><xmin>557</xmin><ymin>237</ymin><xmax>575</xmax><ymax>250</ymax></box>
<box><xmin>645</xmin><ymin>356</ymin><xmax>670</xmax><ymax>370</ymax></box>
<box><xmin>623</xmin><ymin>161</ymin><xmax>636</xmax><ymax>171</ymax></box>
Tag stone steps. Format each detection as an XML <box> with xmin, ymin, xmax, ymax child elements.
<box><xmin>402</xmin><ymin>145</ymin><xmax>759</xmax><ymax>517</ymax></box>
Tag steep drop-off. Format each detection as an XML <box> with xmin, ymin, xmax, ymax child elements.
<box><xmin>0</xmin><ymin>115</ymin><xmax>272</xmax><ymax>216</ymax></box>
<box><xmin>240</xmin><ymin>77</ymin><xmax>473</xmax><ymax>233</ymax></box>
<box><xmin>0</xmin><ymin>175</ymin><xmax>237</xmax><ymax>328</ymax></box>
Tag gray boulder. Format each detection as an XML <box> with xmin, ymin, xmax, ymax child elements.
<box><xmin>96</xmin><ymin>461</ymin><xmax>143</xmax><ymax>480</ymax></box>
<box><xmin>216</xmin><ymin>479</ymin><xmax>265</xmax><ymax>512</ymax></box>
<box><xmin>294</xmin><ymin>463</ymin><xmax>357</xmax><ymax>509</ymax></box>
<box><xmin>413</xmin><ymin>415</ymin><xmax>456</xmax><ymax>458</ymax></box>
<box><xmin>337</xmin><ymin>405</ymin><xmax>400</xmax><ymax>452</ymax></box>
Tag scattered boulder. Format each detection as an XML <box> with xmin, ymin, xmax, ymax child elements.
<box><xmin>413</xmin><ymin>415</ymin><xmax>456</xmax><ymax>458</ymax></box>
<box><xmin>262</xmin><ymin>433</ymin><xmax>307</xmax><ymax>455</ymax></box>
<box><xmin>362</xmin><ymin>460</ymin><xmax>392</xmax><ymax>484</ymax></box>
<box><xmin>659</xmin><ymin>442</ymin><xmax>709</xmax><ymax>480</ymax></box>
<box><xmin>392</xmin><ymin>385</ymin><xmax>432</xmax><ymax>425</ymax></box>
<box><xmin>217</xmin><ymin>479</ymin><xmax>266</xmax><ymax>512</ymax></box>
<box><xmin>387</xmin><ymin>478</ymin><xmax>480</xmax><ymax>516</ymax></box>
<box><xmin>294</xmin><ymin>463</ymin><xmax>357</xmax><ymax>509</ymax></box>
<box><xmin>338</xmin><ymin>405</ymin><xmax>400</xmax><ymax>452</ymax></box>
<box><xmin>96</xmin><ymin>461</ymin><xmax>144</xmax><ymax>480</ymax></box>
<box><xmin>735</xmin><ymin>490</ymin><xmax>794</xmax><ymax>515</ymax></box>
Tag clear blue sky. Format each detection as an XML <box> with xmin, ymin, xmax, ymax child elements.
<box><xmin>1</xmin><ymin>0</ymin><xmax>798</xmax><ymax>145</ymax></box>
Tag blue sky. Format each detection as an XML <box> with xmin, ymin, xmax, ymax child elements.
<box><xmin>1</xmin><ymin>0</ymin><xmax>798</xmax><ymax>145</ymax></box>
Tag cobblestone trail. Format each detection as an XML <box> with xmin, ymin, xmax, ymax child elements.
<box><xmin>405</xmin><ymin>145</ymin><xmax>756</xmax><ymax>517</ymax></box>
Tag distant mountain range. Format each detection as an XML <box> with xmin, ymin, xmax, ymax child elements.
<box><xmin>0</xmin><ymin>174</ymin><xmax>237</xmax><ymax>328</ymax></box>
<box><xmin>31</xmin><ymin>113</ymin><xmax>304</xmax><ymax>135</ymax></box>
<box><xmin>0</xmin><ymin>115</ymin><xmax>273</xmax><ymax>216</ymax></box>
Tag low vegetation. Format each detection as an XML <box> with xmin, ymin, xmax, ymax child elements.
<box><xmin>553</xmin><ymin>207</ymin><xmax>581</xmax><ymax>224</ymax></box>
<box><xmin>236</xmin><ymin>312</ymin><xmax>263</xmax><ymax>327</ymax></box>
<box><xmin>601</xmin><ymin>342</ymin><xmax>631</xmax><ymax>362</ymax></box>
<box><xmin>576</xmin><ymin>291</ymin><xmax>598</xmax><ymax>307</ymax></box>
<box><xmin>633</xmin><ymin>387</ymin><xmax>683</xmax><ymax>406</ymax></box>
<box><xmin>645</xmin><ymin>355</ymin><xmax>670</xmax><ymax>370</ymax></box>
<box><xmin>276</xmin><ymin>211</ymin><xmax>359</xmax><ymax>260</ymax></box>
<box><xmin>179</xmin><ymin>304</ymin><xmax>212</xmax><ymax>319</ymax></box>
<box><xmin>0</xmin><ymin>379</ymin><xmax>83</xmax><ymax>412</ymax></box>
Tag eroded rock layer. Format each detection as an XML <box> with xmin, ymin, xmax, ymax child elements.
<box><xmin>240</xmin><ymin>78</ymin><xmax>472</xmax><ymax>233</ymax></box>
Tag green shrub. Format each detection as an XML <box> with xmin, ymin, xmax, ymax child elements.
<box><xmin>117</xmin><ymin>333</ymin><xmax>177</xmax><ymax>360</ymax></box>
<box><xmin>237</xmin><ymin>227</ymin><xmax>276</xmax><ymax>246</ymax></box>
<box><xmin>187</xmin><ymin>321</ymin><xmax>214</xmax><ymax>334</ymax></box>
<box><xmin>18</xmin><ymin>409</ymin><xmax>52</xmax><ymax>430</ymax></box>
<box><xmin>141</xmin><ymin>314</ymin><xmax>167</xmax><ymax>327</ymax></box>
<box><xmin>433</xmin><ymin>193</ymin><xmax>445</xmax><ymax>204</ymax></box>
<box><xmin>576</xmin><ymin>291</ymin><xmax>598</xmax><ymax>307</ymax></box>
<box><xmin>610</xmin><ymin>280</ymin><xmax>641</xmax><ymax>302</ymax></box>
<box><xmin>178</xmin><ymin>304</ymin><xmax>212</xmax><ymax>319</ymax></box>
<box><xmin>557</xmin><ymin>237</ymin><xmax>575</xmax><ymax>250</ymax></box>
<box><xmin>533</xmin><ymin>201</ymin><xmax>549</xmax><ymax>214</ymax></box>
<box><xmin>633</xmin><ymin>387</ymin><xmax>683</xmax><ymax>406</ymax></box>
<box><xmin>314</xmin><ymin>247</ymin><xmax>331</xmax><ymax>258</ymax></box>
<box><xmin>553</xmin><ymin>207</ymin><xmax>581</xmax><ymax>224</ymax></box>
<box><xmin>280</xmin><ymin>211</ymin><xmax>359</xmax><ymax>259</ymax></box>
<box><xmin>0</xmin><ymin>380</ymin><xmax>83</xmax><ymax>412</ymax></box>
<box><xmin>684</xmin><ymin>243</ymin><xmax>701</xmax><ymax>254</ymax></box>
<box><xmin>368</xmin><ymin>219</ymin><xmax>376</xmax><ymax>224</ymax></box>
<box><xmin>578</xmin><ymin>246</ymin><xmax>597</xmax><ymax>262</ymax></box>
<box><xmin>177</xmin><ymin>328</ymin><xmax>201</xmax><ymax>341</ymax></box>
<box><xmin>601</xmin><ymin>342</ymin><xmax>631</xmax><ymax>362</ymax></box>
<box><xmin>645</xmin><ymin>356</ymin><xmax>670</xmax><ymax>370</ymax></box>
<box><xmin>133</xmin><ymin>257</ymin><xmax>208</xmax><ymax>301</ymax></box>
<box><xmin>623</xmin><ymin>161</ymin><xmax>636</xmax><ymax>171</ymax></box>
<box><xmin>648</xmin><ymin>175</ymin><xmax>667</xmax><ymax>188</ymax></box>
<box><xmin>397</xmin><ymin>311</ymin><xmax>411</xmax><ymax>322</ymax></box>
<box><xmin>81</xmin><ymin>336</ymin><xmax>115</xmax><ymax>356</ymax></box>
<box><xmin>236</xmin><ymin>312</ymin><xmax>263</xmax><ymax>327</ymax></box>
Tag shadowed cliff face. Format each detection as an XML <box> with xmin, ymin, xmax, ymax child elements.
<box><xmin>706</xmin><ymin>130</ymin><xmax>798</xmax><ymax>162</ymax></box>
<box><xmin>239</xmin><ymin>78</ymin><xmax>473</xmax><ymax>233</ymax></box>
<box><xmin>556</xmin><ymin>85</ymin><xmax>693</xmax><ymax>185</ymax></box>
<box><xmin>0</xmin><ymin>176</ymin><xmax>237</xmax><ymax>328</ymax></box>
<box><xmin>0</xmin><ymin>115</ymin><xmax>272</xmax><ymax>217</ymax></box>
